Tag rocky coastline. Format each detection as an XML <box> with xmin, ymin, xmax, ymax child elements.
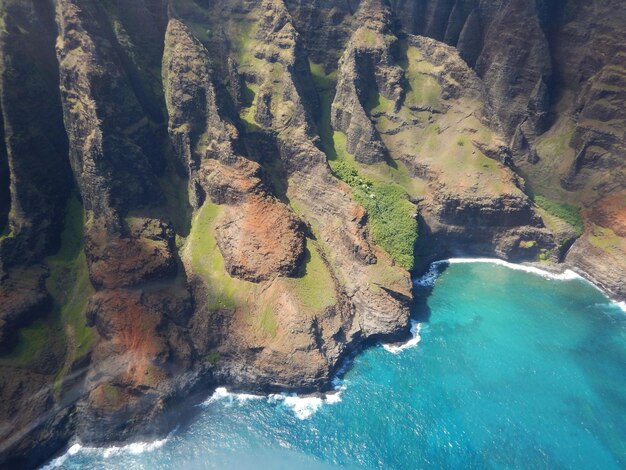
<box><xmin>0</xmin><ymin>0</ymin><xmax>624</xmax><ymax>468</ymax></box>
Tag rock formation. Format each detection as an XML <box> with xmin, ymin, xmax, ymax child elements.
<box><xmin>0</xmin><ymin>0</ymin><xmax>624</xmax><ymax>467</ymax></box>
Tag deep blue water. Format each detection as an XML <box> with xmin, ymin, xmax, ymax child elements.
<box><xmin>45</xmin><ymin>261</ymin><xmax>626</xmax><ymax>469</ymax></box>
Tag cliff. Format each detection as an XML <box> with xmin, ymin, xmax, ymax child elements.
<box><xmin>0</xmin><ymin>0</ymin><xmax>624</xmax><ymax>467</ymax></box>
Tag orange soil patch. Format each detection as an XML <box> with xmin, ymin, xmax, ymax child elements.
<box><xmin>90</xmin><ymin>290</ymin><xmax>167</xmax><ymax>391</ymax></box>
<box><xmin>590</xmin><ymin>192</ymin><xmax>626</xmax><ymax>236</ymax></box>
<box><xmin>216</xmin><ymin>195</ymin><xmax>305</xmax><ymax>281</ymax></box>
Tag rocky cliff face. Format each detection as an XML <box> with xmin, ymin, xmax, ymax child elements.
<box><xmin>0</xmin><ymin>0</ymin><xmax>624</xmax><ymax>467</ymax></box>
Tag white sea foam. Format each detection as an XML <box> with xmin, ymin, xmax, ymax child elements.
<box><xmin>269</xmin><ymin>394</ymin><xmax>324</xmax><ymax>420</ymax></box>
<box><xmin>383</xmin><ymin>320</ymin><xmax>422</xmax><ymax>354</ymax></box>
<box><xmin>414</xmin><ymin>262</ymin><xmax>446</xmax><ymax>288</ymax></box>
<box><xmin>41</xmin><ymin>437</ymin><xmax>168</xmax><ymax>469</ymax></box>
<box><xmin>451</xmin><ymin>259</ymin><xmax>626</xmax><ymax>311</ymax></box>
<box><xmin>325</xmin><ymin>389</ymin><xmax>344</xmax><ymax>404</ymax></box>
<box><xmin>414</xmin><ymin>257</ymin><xmax>582</xmax><ymax>287</ymax></box>
<box><xmin>205</xmin><ymin>385</ymin><xmax>344</xmax><ymax>420</ymax></box>
<box><xmin>203</xmin><ymin>386</ymin><xmax>264</xmax><ymax>405</ymax></box>
<box><xmin>444</xmin><ymin>258</ymin><xmax>582</xmax><ymax>280</ymax></box>
<box><xmin>417</xmin><ymin>257</ymin><xmax>625</xmax><ymax>313</ymax></box>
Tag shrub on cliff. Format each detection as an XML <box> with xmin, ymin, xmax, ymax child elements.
<box><xmin>330</xmin><ymin>160</ymin><xmax>417</xmax><ymax>270</ymax></box>
<box><xmin>534</xmin><ymin>195</ymin><xmax>584</xmax><ymax>236</ymax></box>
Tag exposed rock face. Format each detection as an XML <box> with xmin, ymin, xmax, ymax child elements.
<box><xmin>567</xmin><ymin>235</ymin><xmax>626</xmax><ymax>302</ymax></box>
<box><xmin>52</xmin><ymin>0</ymin><xmax>195</xmax><ymax>454</ymax></box>
<box><xmin>331</xmin><ymin>0</ymin><xmax>399</xmax><ymax>163</ymax></box>
<box><xmin>0</xmin><ymin>0</ymin><xmax>624</xmax><ymax>467</ymax></box>
<box><xmin>165</xmin><ymin>0</ymin><xmax>411</xmax><ymax>396</ymax></box>
<box><xmin>0</xmin><ymin>0</ymin><xmax>71</xmax><ymax>267</ymax></box>
<box><xmin>163</xmin><ymin>18</ymin><xmax>306</xmax><ymax>283</ymax></box>
<box><xmin>215</xmin><ymin>196</ymin><xmax>306</xmax><ymax>281</ymax></box>
<box><xmin>0</xmin><ymin>0</ymin><xmax>72</xmax><ymax>358</ymax></box>
<box><xmin>56</xmin><ymin>0</ymin><xmax>163</xmax><ymax>217</ymax></box>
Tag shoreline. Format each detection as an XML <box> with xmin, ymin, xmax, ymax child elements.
<box><xmin>432</xmin><ymin>257</ymin><xmax>626</xmax><ymax>312</ymax></box>
<box><xmin>38</xmin><ymin>257</ymin><xmax>625</xmax><ymax>468</ymax></box>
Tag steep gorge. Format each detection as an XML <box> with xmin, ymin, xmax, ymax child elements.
<box><xmin>0</xmin><ymin>0</ymin><xmax>624</xmax><ymax>467</ymax></box>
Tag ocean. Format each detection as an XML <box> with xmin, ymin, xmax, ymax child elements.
<box><xmin>43</xmin><ymin>260</ymin><xmax>626</xmax><ymax>469</ymax></box>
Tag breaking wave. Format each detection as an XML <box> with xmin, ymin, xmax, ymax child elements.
<box><xmin>445</xmin><ymin>258</ymin><xmax>581</xmax><ymax>280</ymax></box>
<box><xmin>41</xmin><ymin>437</ymin><xmax>169</xmax><ymax>469</ymax></box>
<box><xmin>204</xmin><ymin>383</ymin><xmax>345</xmax><ymax>420</ymax></box>
<box><xmin>383</xmin><ymin>320</ymin><xmax>422</xmax><ymax>354</ymax></box>
<box><xmin>416</xmin><ymin>257</ymin><xmax>625</xmax><ymax>314</ymax></box>
<box><xmin>203</xmin><ymin>387</ymin><xmax>265</xmax><ymax>405</ymax></box>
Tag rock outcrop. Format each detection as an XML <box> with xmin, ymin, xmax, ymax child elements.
<box><xmin>330</xmin><ymin>0</ymin><xmax>399</xmax><ymax>164</ymax></box>
<box><xmin>0</xmin><ymin>0</ymin><xmax>624</xmax><ymax>468</ymax></box>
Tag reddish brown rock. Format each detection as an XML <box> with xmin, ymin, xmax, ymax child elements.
<box><xmin>216</xmin><ymin>196</ymin><xmax>305</xmax><ymax>282</ymax></box>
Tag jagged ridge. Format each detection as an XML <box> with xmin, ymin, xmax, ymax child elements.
<box><xmin>0</xmin><ymin>0</ymin><xmax>624</xmax><ymax>468</ymax></box>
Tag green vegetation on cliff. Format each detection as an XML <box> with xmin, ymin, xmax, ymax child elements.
<box><xmin>310</xmin><ymin>62</ymin><xmax>418</xmax><ymax>270</ymax></box>
<box><xmin>330</xmin><ymin>158</ymin><xmax>417</xmax><ymax>270</ymax></box>
<box><xmin>188</xmin><ymin>202</ymin><xmax>237</xmax><ymax>309</ymax></box>
<box><xmin>534</xmin><ymin>195</ymin><xmax>584</xmax><ymax>236</ymax></box>
<box><xmin>285</xmin><ymin>244</ymin><xmax>336</xmax><ymax>311</ymax></box>
<box><xmin>46</xmin><ymin>195</ymin><xmax>96</xmax><ymax>383</ymax></box>
<box><xmin>46</xmin><ymin>197</ymin><xmax>95</xmax><ymax>345</ymax></box>
<box><xmin>187</xmin><ymin>201</ymin><xmax>336</xmax><ymax>340</ymax></box>
<box><xmin>188</xmin><ymin>201</ymin><xmax>336</xmax><ymax>313</ymax></box>
<box><xmin>588</xmin><ymin>225</ymin><xmax>623</xmax><ymax>253</ymax></box>
<box><xmin>205</xmin><ymin>350</ymin><xmax>220</xmax><ymax>365</ymax></box>
<box><xmin>399</xmin><ymin>45</ymin><xmax>441</xmax><ymax>110</ymax></box>
<box><xmin>0</xmin><ymin>319</ymin><xmax>54</xmax><ymax>366</ymax></box>
<box><xmin>255</xmin><ymin>308</ymin><xmax>278</xmax><ymax>337</ymax></box>
<box><xmin>0</xmin><ymin>196</ymin><xmax>95</xmax><ymax>374</ymax></box>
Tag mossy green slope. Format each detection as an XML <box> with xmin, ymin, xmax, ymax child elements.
<box><xmin>310</xmin><ymin>61</ymin><xmax>418</xmax><ymax>270</ymax></box>
<box><xmin>0</xmin><ymin>195</ymin><xmax>95</xmax><ymax>374</ymax></box>
<box><xmin>46</xmin><ymin>195</ymin><xmax>96</xmax><ymax>364</ymax></box>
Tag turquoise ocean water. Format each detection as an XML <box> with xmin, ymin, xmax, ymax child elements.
<box><xmin>44</xmin><ymin>261</ymin><xmax>626</xmax><ymax>469</ymax></box>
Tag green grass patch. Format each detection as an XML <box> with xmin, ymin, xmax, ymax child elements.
<box><xmin>309</xmin><ymin>62</ymin><xmax>337</xmax><ymax>91</ymax></box>
<box><xmin>309</xmin><ymin>61</ymin><xmax>338</xmax><ymax>156</ymax></box>
<box><xmin>355</xmin><ymin>28</ymin><xmax>378</xmax><ymax>47</ymax></box>
<box><xmin>0</xmin><ymin>194</ymin><xmax>94</xmax><ymax>376</ymax></box>
<box><xmin>535</xmin><ymin>120</ymin><xmax>575</xmax><ymax>162</ymax></box>
<box><xmin>257</xmin><ymin>308</ymin><xmax>278</xmax><ymax>337</ymax></box>
<box><xmin>188</xmin><ymin>202</ymin><xmax>335</xmax><ymax>316</ymax></box>
<box><xmin>2</xmin><ymin>320</ymin><xmax>49</xmax><ymax>364</ymax></box>
<box><xmin>588</xmin><ymin>226</ymin><xmax>622</xmax><ymax>252</ymax></box>
<box><xmin>0</xmin><ymin>311</ymin><xmax>66</xmax><ymax>371</ymax></box>
<box><xmin>241</xmin><ymin>81</ymin><xmax>259</xmax><ymax>127</ymax></box>
<box><xmin>46</xmin><ymin>195</ymin><xmax>96</xmax><ymax>361</ymax></box>
<box><xmin>231</xmin><ymin>17</ymin><xmax>259</xmax><ymax>66</ymax></box>
<box><xmin>406</xmin><ymin>74</ymin><xmax>441</xmax><ymax>109</ymax></box>
<box><xmin>0</xmin><ymin>226</ymin><xmax>12</xmax><ymax>241</ymax></box>
<box><xmin>156</xmin><ymin>163</ymin><xmax>192</xmax><ymax>236</ymax></box>
<box><xmin>205</xmin><ymin>350</ymin><xmax>221</xmax><ymax>365</ymax></box>
<box><xmin>534</xmin><ymin>195</ymin><xmax>584</xmax><ymax>236</ymax></box>
<box><xmin>286</xmin><ymin>244</ymin><xmax>336</xmax><ymax>311</ymax></box>
<box><xmin>101</xmin><ymin>383</ymin><xmax>122</xmax><ymax>405</ymax></box>
<box><xmin>188</xmin><ymin>202</ymin><xmax>237</xmax><ymax>309</ymax></box>
<box><xmin>525</xmin><ymin>118</ymin><xmax>578</xmax><ymax>201</ymax></box>
<box><xmin>171</xmin><ymin>0</ymin><xmax>212</xmax><ymax>43</ymax></box>
<box><xmin>366</xmin><ymin>91</ymin><xmax>394</xmax><ymax>115</ymax></box>
<box><xmin>241</xmin><ymin>104</ymin><xmax>259</xmax><ymax>132</ymax></box>
<box><xmin>401</xmin><ymin>46</ymin><xmax>441</xmax><ymax>109</ymax></box>
<box><xmin>538</xmin><ymin>249</ymin><xmax>551</xmax><ymax>262</ymax></box>
<box><xmin>329</xmin><ymin>155</ymin><xmax>417</xmax><ymax>270</ymax></box>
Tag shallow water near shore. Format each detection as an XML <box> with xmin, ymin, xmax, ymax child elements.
<box><xmin>44</xmin><ymin>261</ymin><xmax>626</xmax><ymax>469</ymax></box>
